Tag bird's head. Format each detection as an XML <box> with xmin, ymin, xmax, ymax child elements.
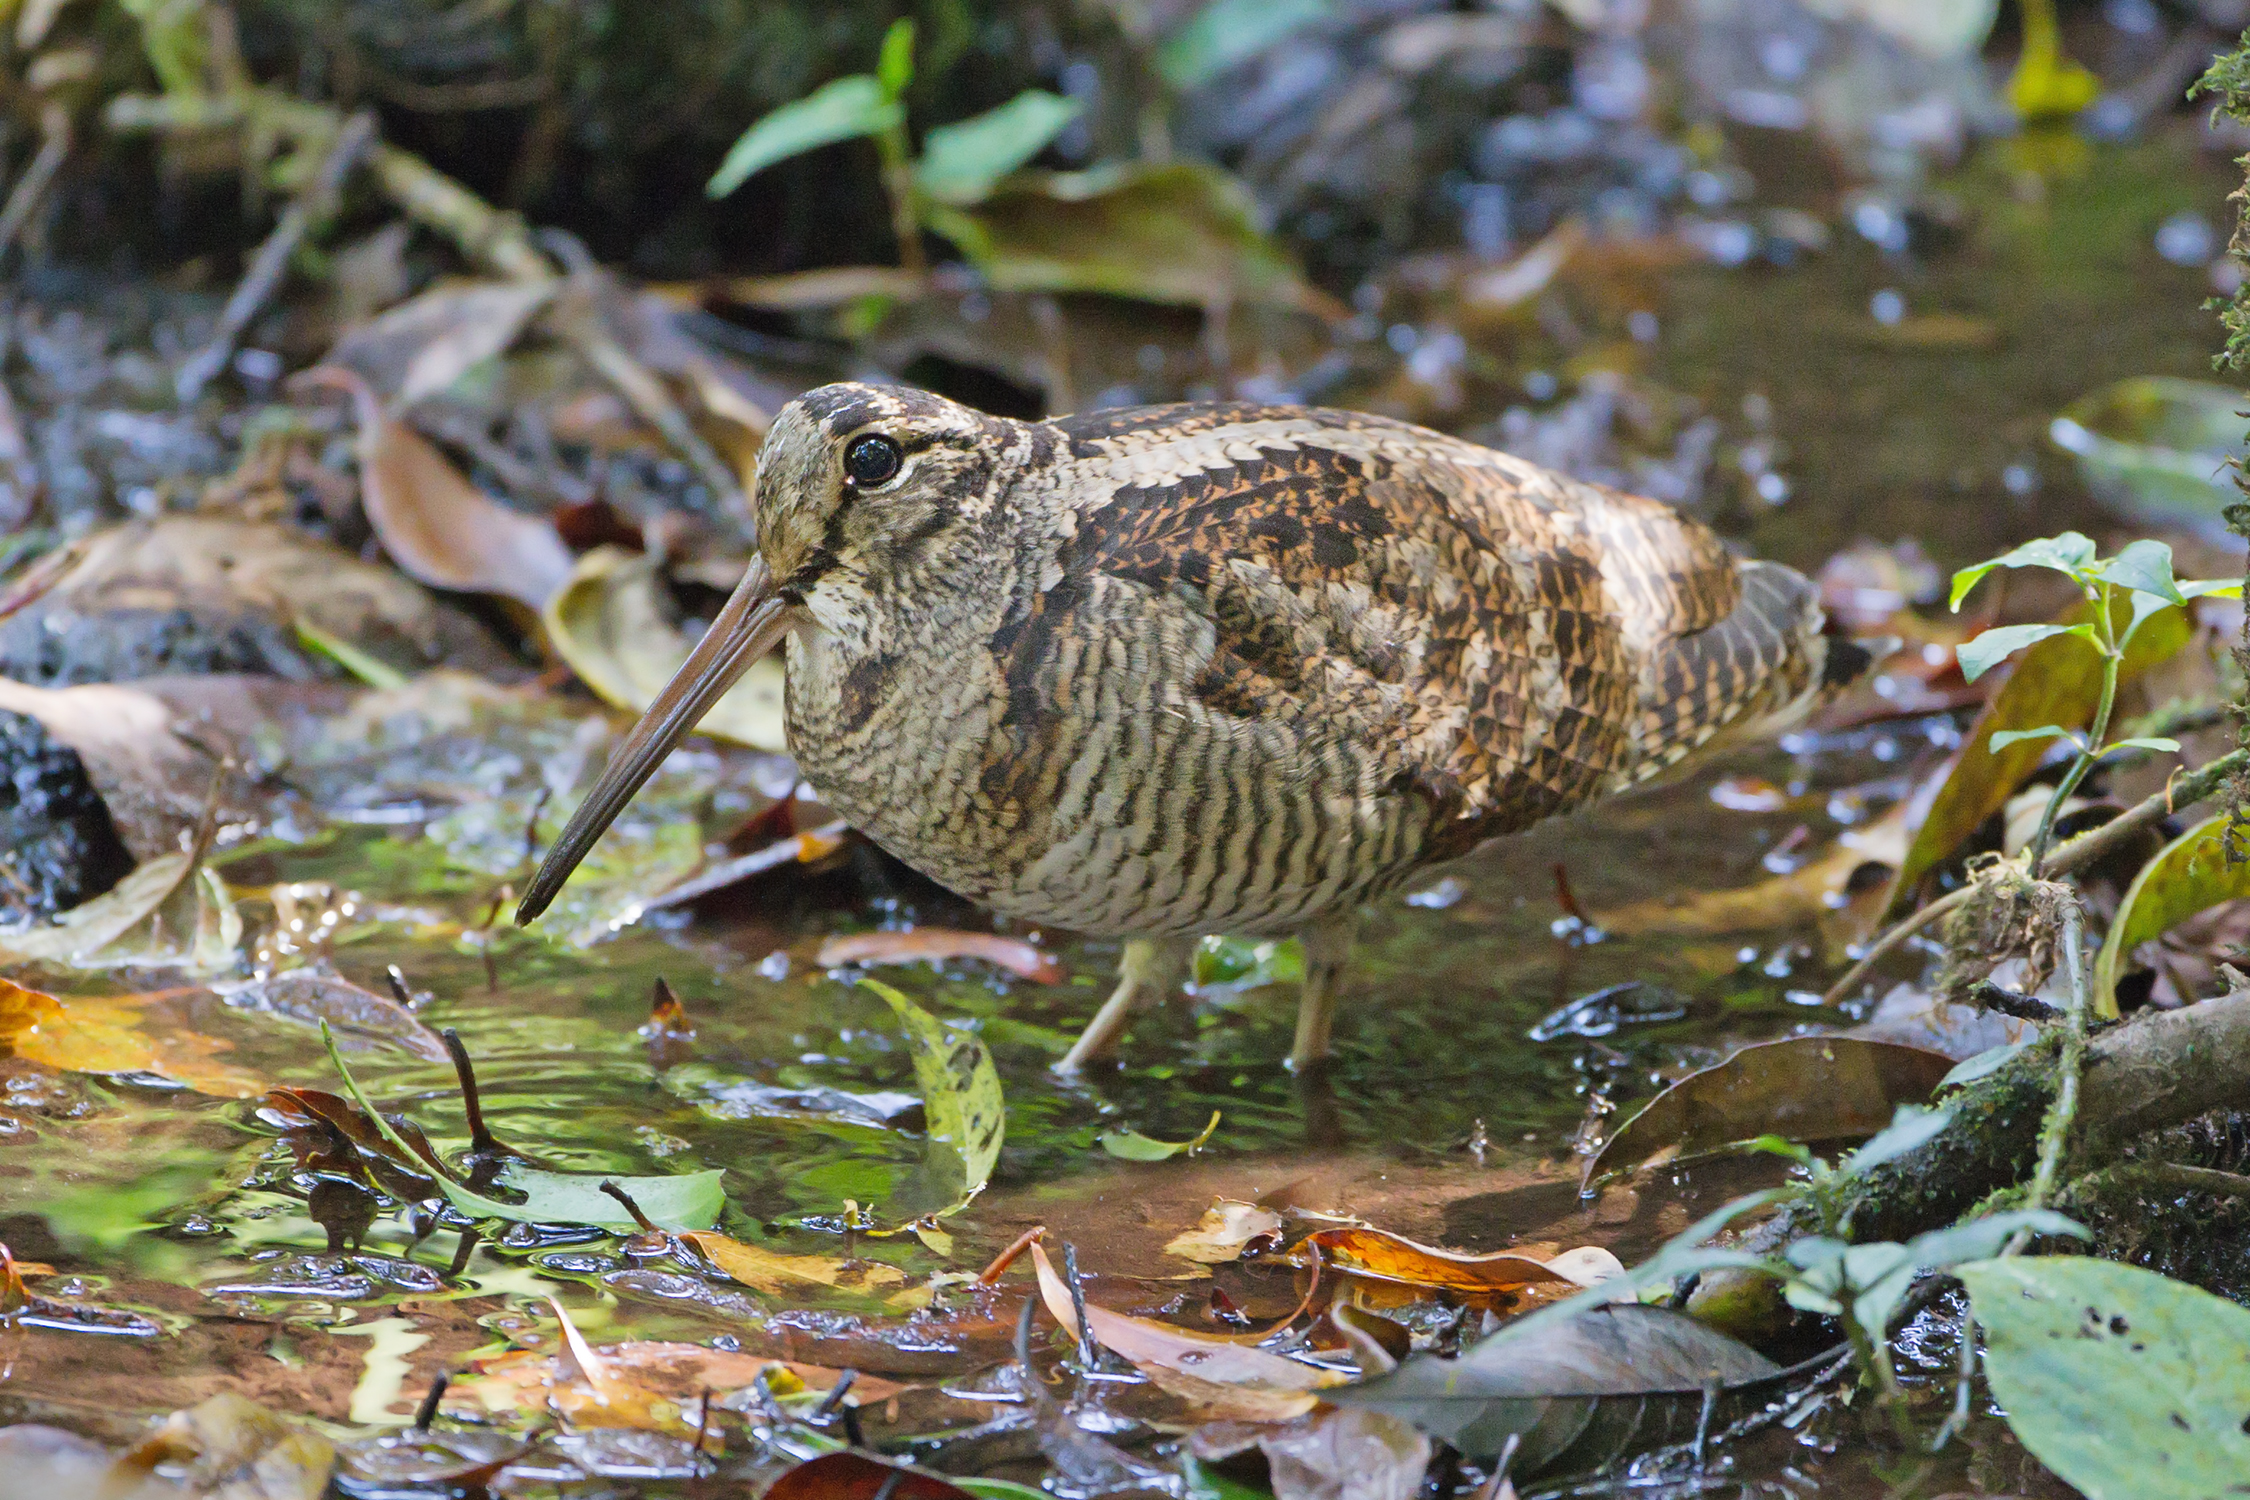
<box><xmin>516</xmin><ymin>381</ymin><xmax>1008</xmax><ymax>924</ymax></box>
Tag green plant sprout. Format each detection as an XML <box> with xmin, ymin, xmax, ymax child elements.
<box><xmin>707</xmin><ymin>19</ymin><xmax>1082</xmax><ymax>275</ymax></box>
<box><xmin>1950</xmin><ymin>532</ymin><xmax>2241</xmax><ymax>868</ymax></box>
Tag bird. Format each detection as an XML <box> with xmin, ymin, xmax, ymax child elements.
<box><xmin>518</xmin><ymin>381</ymin><xmax>1868</xmax><ymax>1073</ymax></box>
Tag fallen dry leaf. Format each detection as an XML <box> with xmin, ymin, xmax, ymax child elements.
<box><xmin>299</xmin><ymin>365</ymin><xmax>574</xmax><ymax>610</ymax></box>
<box><xmin>679</xmin><ymin>1230</ymin><xmax>908</xmax><ymax>1297</ymax></box>
<box><xmin>541</xmin><ymin>545</ymin><xmax>785</xmax><ymax>750</ymax></box>
<box><xmin>817</xmin><ymin>928</ymin><xmax>1064</xmax><ymax>984</ymax></box>
<box><xmin>1031</xmin><ymin>1240</ymin><xmax>1341</xmax><ymax>1423</ymax></box>
<box><xmin>1165</xmin><ymin>1199</ymin><xmax>1286</xmax><ymax>1265</ymax></box>
<box><xmin>0</xmin><ymin>979</ymin><xmax>262</xmax><ymax>1097</ymax></box>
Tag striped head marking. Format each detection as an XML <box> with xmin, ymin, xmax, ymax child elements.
<box><xmin>754</xmin><ymin>382</ymin><xmax>1013</xmax><ymax>610</ymax></box>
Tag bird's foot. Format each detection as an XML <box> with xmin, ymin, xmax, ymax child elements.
<box><xmin>1054</xmin><ymin>935</ymin><xmax>1190</xmax><ymax>1074</ymax></box>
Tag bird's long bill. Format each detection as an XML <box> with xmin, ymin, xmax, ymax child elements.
<box><xmin>517</xmin><ymin>555</ymin><xmax>790</xmax><ymax>925</ymax></box>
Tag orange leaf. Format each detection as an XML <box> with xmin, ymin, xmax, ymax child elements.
<box><xmin>454</xmin><ymin>1337</ymin><xmax>893</xmax><ymax>1436</ymax></box>
<box><xmin>1285</xmin><ymin>1228</ymin><xmax>1590</xmax><ymax>1295</ymax></box>
<box><xmin>0</xmin><ymin>978</ymin><xmax>260</xmax><ymax>1097</ymax></box>
<box><xmin>679</xmin><ymin>1230</ymin><xmax>906</xmax><ymax>1297</ymax></box>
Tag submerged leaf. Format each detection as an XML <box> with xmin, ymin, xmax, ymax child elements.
<box><xmin>863</xmin><ymin>979</ymin><xmax>1004</xmax><ymax>1218</ymax></box>
<box><xmin>221</xmin><ymin>969</ymin><xmax>448</xmax><ymax>1061</ymax></box>
<box><xmin>1584</xmin><ymin>1036</ymin><xmax>1956</xmax><ymax>1186</ymax></box>
<box><xmin>543</xmin><ymin>546</ymin><xmax>785</xmax><ymax>751</ymax></box>
<box><xmin>818</xmin><ymin>928</ymin><xmax>1063</xmax><ymax>984</ymax></box>
<box><xmin>0</xmin><ymin>851</ymin><xmax>198</xmax><ymax>967</ymax></box>
<box><xmin>454</xmin><ymin>1337</ymin><xmax>890</xmax><ymax>1436</ymax></box>
<box><xmin>2093</xmin><ymin>813</ymin><xmax>2250</xmax><ymax>1019</ymax></box>
<box><xmin>678</xmin><ymin>1230</ymin><xmax>906</xmax><ymax>1297</ymax></box>
<box><xmin>1329</xmin><ymin>1304</ymin><xmax>1781</xmax><ymax>1470</ymax></box>
<box><xmin>1031</xmin><ymin>1240</ymin><xmax>1341</xmax><ymax>1421</ymax></box>
<box><xmin>1960</xmin><ymin>1255</ymin><xmax>2250</xmax><ymax>1500</ymax></box>
<box><xmin>0</xmin><ymin>979</ymin><xmax>261</xmax><ymax>1098</ymax></box>
<box><xmin>1286</xmin><ymin>1228</ymin><xmax>1594</xmax><ymax>1298</ymax></box>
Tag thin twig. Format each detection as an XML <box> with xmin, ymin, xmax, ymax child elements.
<box><xmin>2082</xmin><ymin>1161</ymin><xmax>2250</xmax><ymax>1201</ymax></box>
<box><xmin>0</xmin><ymin>103</ymin><xmax>71</xmax><ymax>261</ymax></box>
<box><xmin>176</xmin><ymin>110</ymin><xmax>376</xmax><ymax>402</ymax></box>
<box><xmin>2008</xmin><ymin>893</ymin><xmax>2089</xmax><ymax>1252</ymax></box>
<box><xmin>1820</xmin><ymin>883</ymin><xmax>1976</xmax><ymax>1006</ymax></box>
<box><xmin>2044</xmin><ymin>746</ymin><xmax>2250</xmax><ymax>879</ymax></box>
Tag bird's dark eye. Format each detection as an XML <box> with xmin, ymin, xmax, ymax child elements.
<box><xmin>844</xmin><ymin>434</ymin><xmax>903</xmax><ymax>488</ymax></box>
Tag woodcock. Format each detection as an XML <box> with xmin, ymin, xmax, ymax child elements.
<box><xmin>519</xmin><ymin>382</ymin><xmax>1868</xmax><ymax>1072</ymax></box>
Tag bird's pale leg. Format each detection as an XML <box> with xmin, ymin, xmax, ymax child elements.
<box><xmin>1055</xmin><ymin>936</ymin><xmax>1191</xmax><ymax>1073</ymax></box>
<box><xmin>1289</xmin><ymin>918</ymin><xmax>1357</xmax><ymax>1071</ymax></box>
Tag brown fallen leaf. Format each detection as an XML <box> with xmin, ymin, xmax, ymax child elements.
<box><xmin>0</xmin><ymin>979</ymin><xmax>261</xmax><ymax>1098</ymax></box>
<box><xmin>296</xmin><ymin>365</ymin><xmax>575</xmax><ymax>610</ymax></box>
<box><xmin>1582</xmin><ymin>1035</ymin><xmax>1957</xmax><ymax>1187</ymax></box>
<box><xmin>1030</xmin><ymin>1240</ymin><xmax>1341</xmax><ymax>1423</ymax></box>
<box><xmin>113</xmin><ymin>1394</ymin><xmax>335</xmax><ymax>1500</ymax></box>
<box><xmin>679</xmin><ymin>1229</ymin><xmax>907</xmax><ymax>1297</ymax></box>
<box><xmin>817</xmin><ymin>928</ymin><xmax>1064</xmax><ymax>985</ymax></box>
<box><xmin>325</xmin><ymin>276</ymin><xmax>558</xmax><ymax>408</ymax></box>
<box><xmin>764</xmin><ymin>1451</ymin><xmax>980</xmax><ymax>1500</ymax></box>
<box><xmin>1165</xmin><ymin>1199</ymin><xmax>1286</xmax><ymax>1265</ymax></box>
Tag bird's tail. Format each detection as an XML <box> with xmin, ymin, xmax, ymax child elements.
<box><xmin>1621</xmin><ymin>560</ymin><xmax>1878</xmax><ymax>787</ymax></box>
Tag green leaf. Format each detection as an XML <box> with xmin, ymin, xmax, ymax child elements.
<box><xmin>2093</xmin><ymin>813</ymin><xmax>2250</xmax><ymax>1017</ymax></box>
<box><xmin>1985</xmin><ymin>724</ymin><xmax>2078</xmax><ymax>753</ymax></box>
<box><xmin>2051</xmin><ymin>378</ymin><xmax>2250</xmax><ymax>542</ymax></box>
<box><xmin>1948</xmin><ymin>532</ymin><xmax>2099</xmax><ymax>608</ymax></box>
<box><xmin>1838</xmin><ymin>1104</ymin><xmax>1955</xmax><ymax>1178</ymax></box>
<box><xmin>1098</xmin><ymin>1110</ymin><xmax>1220</xmax><ymax>1161</ymax></box>
<box><xmin>862</xmin><ymin>979</ymin><xmax>1004</xmax><ymax>1218</ymax></box>
<box><xmin>1956</xmin><ymin>622</ymin><xmax>2090</xmax><ymax>683</ymax></box>
<box><xmin>1937</xmin><ymin>1037</ymin><xmax>2036</xmax><ymax>1090</ymax></box>
<box><xmin>708</xmin><ymin>76</ymin><xmax>900</xmax><ymax>199</ymax></box>
<box><xmin>1787</xmin><ymin>1211</ymin><xmax>2084</xmax><ymax>1341</ymax></box>
<box><xmin>2179</xmin><ymin>577</ymin><xmax>2245</xmax><ymax>600</ymax></box>
<box><xmin>2102</xmin><ymin>736</ymin><xmax>2181</xmax><ymax>756</ymax></box>
<box><xmin>914</xmin><ymin>91</ymin><xmax>1084</xmax><ymax>206</ymax></box>
<box><xmin>2096</xmin><ymin>539</ymin><xmax>2183</xmax><ymax>603</ymax></box>
<box><xmin>875</xmin><ymin>18</ymin><xmax>916</xmax><ymax>102</ymax></box>
<box><xmin>1155</xmin><ymin>0</ymin><xmax>1329</xmax><ymax>90</ymax></box>
<box><xmin>319</xmin><ymin>1023</ymin><xmax>724</xmax><ymax>1230</ymax></box>
<box><xmin>1960</xmin><ymin>1255</ymin><xmax>2250</xmax><ymax>1500</ymax></box>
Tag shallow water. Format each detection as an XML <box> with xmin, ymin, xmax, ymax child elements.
<box><xmin>1</xmin><ymin>125</ymin><xmax>2237</xmax><ymax>1497</ymax></box>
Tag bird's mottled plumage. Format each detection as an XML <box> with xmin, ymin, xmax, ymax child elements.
<box><xmin>522</xmin><ymin>381</ymin><xmax>1854</xmax><ymax>1068</ymax></box>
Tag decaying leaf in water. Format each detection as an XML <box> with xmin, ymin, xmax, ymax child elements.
<box><xmin>322</xmin><ymin>1027</ymin><xmax>725</xmax><ymax>1229</ymax></box>
<box><xmin>819</xmin><ymin>927</ymin><xmax>1063</xmax><ymax>984</ymax></box>
<box><xmin>0</xmin><ymin>850</ymin><xmax>240</xmax><ymax>975</ymax></box>
<box><xmin>2092</xmin><ymin>813</ymin><xmax>2250</xmax><ymax>1019</ymax></box>
<box><xmin>1287</xmin><ymin>1228</ymin><xmax>1620</xmax><ymax>1300</ymax></box>
<box><xmin>219</xmin><ymin>968</ymin><xmax>448</xmax><ymax>1061</ymax></box>
<box><xmin>763</xmin><ymin>1451</ymin><xmax>1007</xmax><ymax>1500</ymax></box>
<box><xmin>325</xmin><ymin>277</ymin><xmax>558</xmax><ymax>409</ymax></box>
<box><xmin>109</xmin><ymin>1393</ymin><xmax>336</xmax><ymax>1500</ymax></box>
<box><xmin>0</xmin><ymin>980</ymin><xmax>261</xmax><ymax>1098</ymax></box>
<box><xmin>864</xmin><ymin>980</ymin><xmax>1005</xmax><ymax>1220</ymax></box>
<box><xmin>938</xmin><ymin>163</ymin><xmax>1327</xmax><ymax>314</ymax></box>
<box><xmin>1031</xmin><ymin>1240</ymin><xmax>1343</xmax><ymax>1422</ymax></box>
<box><xmin>1165</xmin><ymin>1198</ymin><xmax>1286</xmax><ymax>1265</ymax></box>
<box><xmin>1329</xmin><ymin>1304</ymin><xmax>1782</xmax><ymax>1472</ymax></box>
<box><xmin>1892</xmin><ymin>598</ymin><xmax>2192</xmax><ymax>900</ymax></box>
<box><xmin>543</xmin><ymin>545</ymin><xmax>785</xmax><ymax>750</ymax></box>
<box><xmin>1099</xmin><ymin>1109</ymin><xmax>1220</xmax><ymax>1161</ymax></box>
<box><xmin>299</xmin><ymin>364</ymin><xmax>575</xmax><ymax>610</ymax></box>
<box><xmin>1196</xmin><ymin>1406</ymin><xmax>1433</xmax><ymax>1500</ymax></box>
<box><xmin>450</xmin><ymin>1335</ymin><xmax>887</xmax><ymax>1435</ymax></box>
<box><xmin>678</xmin><ymin>1230</ymin><xmax>907</xmax><ymax>1297</ymax></box>
<box><xmin>1582</xmin><ymin>1035</ymin><xmax>1956</xmax><ymax>1186</ymax></box>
